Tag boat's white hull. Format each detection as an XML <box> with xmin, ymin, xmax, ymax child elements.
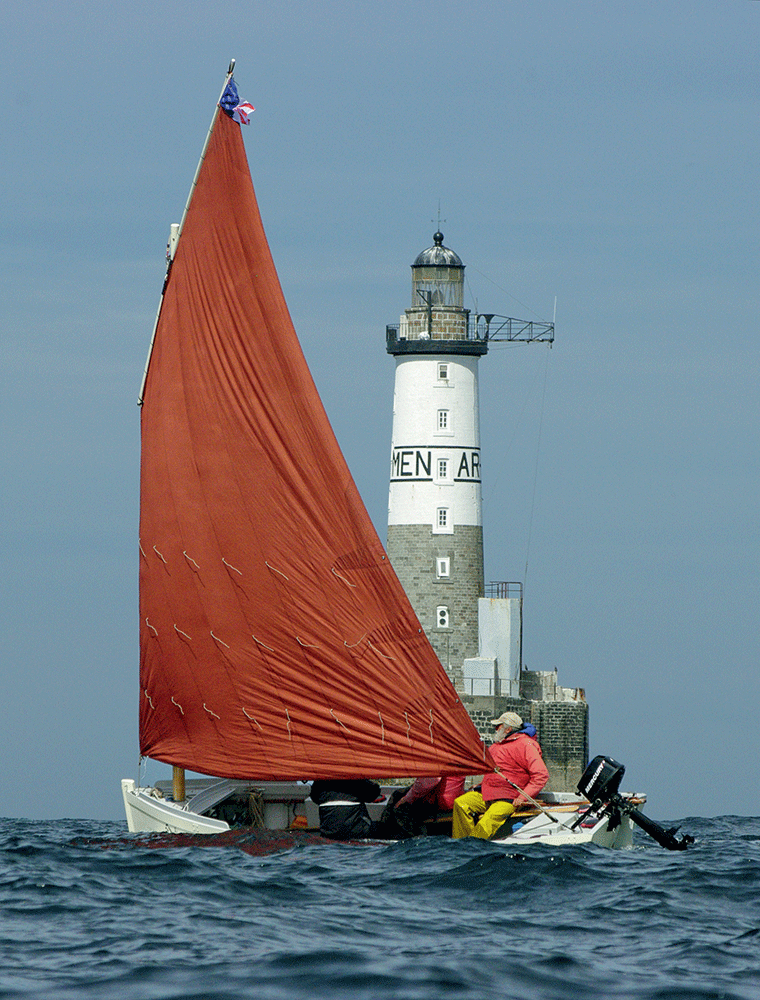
<box><xmin>121</xmin><ymin>778</ymin><xmax>635</xmax><ymax>848</ymax></box>
<box><xmin>121</xmin><ymin>779</ymin><xmax>230</xmax><ymax>834</ymax></box>
<box><xmin>492</xmin><ymin>809</ymin><xmax>634</xmax><ymax>849</ymax></box>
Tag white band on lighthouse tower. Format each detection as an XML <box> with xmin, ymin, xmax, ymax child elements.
<box><xmin>388</xmin><ymin>354</ymin><xmax>482</xmax><ymax>531</ymax></box>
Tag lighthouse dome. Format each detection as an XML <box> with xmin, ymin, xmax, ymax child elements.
<box><xmin>413</xmin><ymin>231</ymin><xmax>463</xmax><ymax>268</ymax></box>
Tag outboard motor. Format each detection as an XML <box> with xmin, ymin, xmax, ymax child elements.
<box><xmin>576</xmin><ymin>755</ymin><xmax>694</xmax><ymax>851</ymax></box>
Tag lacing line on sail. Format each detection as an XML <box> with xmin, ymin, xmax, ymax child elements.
<box><xmin>171</xmin><ymin>697</ymin><xmax>184</xmax><ymax>715</ymax></box>
<box><xmin>296</xmin><ymin>637</ymin><xmax>319</xmax><ymax>648</ymax></box>
<box><xmin>211</xmin><ymin>631</ymin><xmax>230</xmax><ymax>648</ymax></box>
<box><xmin>153</xmin><ymin>545</ymin><xmax>167</xmax><ymax>564</ymax></box>
<box><xmin>368</xmin><ymin>640</ymin><xmax>396</xmax><ymax>660</ymax></box>
<box><xmin>428</xmin><ymin>709</ymin><xmax>435</xmax><ymax>744</ymax></box>
<box><xmin>331</xmin><ymin>567</ymin><xmax>356</xmax><ymax>588</ymax></box>
<box><xmin>203</xmin><ymin>704</ymin><xmax>220</xmax><ymax>719</ymax></box>
<box><xmin>252</xmin><ymin>634</ymin><xmax>274</xmax><ymax>651</ymax></box>
<box><xmin>242</xmin><ymin>708</ymin><xmax>263</xmax><ymax>730</ymax></box>
<box><xmin>145</xmin><ymin>619</ymin><xmax>158</xmax><ymax>636</ymax></box>
<box><xmin>285</xmin><ymin>709</ymin><xmax>292</xmax><ymax>741</ymax></box>
<box><xmin>183</xmin><ymin>551</ymin><xmax>200</xmax><ymax>570</ymax></box>
<box><xmin>404</xmin><ymin>712</ymin><xmax>412</xmax><ymax>745</ymax></box>
<box><xmin>174</xmin><ymin>625</ymin><xmax>192</xmax><ymax>640</ymax></box>
<box><xmin>265</xmin><ymin>561</ymin><xmax>289</xmax><ymax>580</ymax></box>
<box><xmin>331</xmin><ymin>709</ymin><xmax>350</xmax><ymax>733</ymax></box>
<box><xmin>144</xmin><ymin>690</ymin><xmax>155</xmax><ymax>710</ymax></box>
<box><xmin>378</xmin><ymin>712</ymin><xmax>386</xmax><ymax>743</ymax></box>
<box><xmin>139</xmin><ymin>540</ymin><xmax>147</xmax><ymax>559</ymax></box>
<box><xmin>222</xmin><ymin>557</ymin><xmax>242</xmax><ymax>575</ymax></box>
<box><xmin>344</xmin><ymin>634</ymin><xmax>367</xmax><ymax>648</ymax></box>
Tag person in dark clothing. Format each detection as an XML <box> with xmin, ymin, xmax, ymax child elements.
<box><xmin>308</xmin><ymin>779</ymin><xmax>385</xmax><ymax>840</ymax></box>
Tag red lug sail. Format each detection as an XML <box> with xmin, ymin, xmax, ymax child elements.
<box><xmin>139</xmin><ymin>110</ymin><xmax>487</xmax><ymax>781</ymax></box>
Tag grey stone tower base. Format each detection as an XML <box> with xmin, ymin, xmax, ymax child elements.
<box><xmin>387</xmin><ymin>523</ymin><xmax>483</xmax><ymax>691</ymax></box>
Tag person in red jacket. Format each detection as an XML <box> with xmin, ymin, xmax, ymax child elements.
<box><xmin>452</xmin><ymin>712</ymin><xmax>549</xmax><ymax>839</ymax></box>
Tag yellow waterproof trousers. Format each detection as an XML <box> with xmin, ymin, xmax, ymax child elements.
<box><xmin>452</xmin><ymin>790</ymin><xmax>515</xmax><ymax>839</ymax></box>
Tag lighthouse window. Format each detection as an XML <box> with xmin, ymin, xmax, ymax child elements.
<box><xmin>438</xmin><ymin>458</ymin><xmax>449</xmax><ymax>479</ymax></box>
<box><xmin>433</xmin><ymin>506</ymin><xmax>452</xmax><ymax>534</ymax></box>
<box><xmin>437</xmin><ymin>409</ymin><xmax>449</xmax><ymax>430</ymax></box>
<box><xmin>436</xmin><ymin>606</ymin><xmax>450</xmax><ymax>629</ymax></box>
<box><xmin>437</xmin><ymin>363</ymin><xmax>449</xmax><ymax>381</ymax></box>
<box><xmin>436</xmin><ymin>557</ymin><xmax>450</xmax><ymax>578</ymax></box>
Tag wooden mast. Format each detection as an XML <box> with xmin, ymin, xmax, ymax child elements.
<box><xmin>172</xmin><ymin>765</ymin><xmax>186</xmax><ymax>803</ymax></box>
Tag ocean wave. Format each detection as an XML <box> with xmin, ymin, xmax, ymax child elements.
<box><xmin>1</xmin><ymin>816</ymin><xmax>759</xmax><ymax>1000</ymax></box>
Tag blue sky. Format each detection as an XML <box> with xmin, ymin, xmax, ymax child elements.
<box><xmin>2</xmin><ymin>1</ymin><xmax>758</xmax><ymax>821</ymax></box>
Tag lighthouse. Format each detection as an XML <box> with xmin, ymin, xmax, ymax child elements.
<box><xmin>385</xmin><ymin>233</ymin><xmax>591</xmax><ymax>791</ymax></box>
<box><xmin>385</xmin><ymin>232</ymin><xmax>487</xmax><ymax>689</ymax></box>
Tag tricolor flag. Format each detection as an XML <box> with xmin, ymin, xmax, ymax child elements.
<box><xmin>219</xmin><ymin>78</ymin><xmax>255</xmax><ymax>125</ymax></box>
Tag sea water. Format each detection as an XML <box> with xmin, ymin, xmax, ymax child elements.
<box><xmin>1</xmin><ymin>815</ymin><xmax>758</xmax><ymax>1000</ymax></box>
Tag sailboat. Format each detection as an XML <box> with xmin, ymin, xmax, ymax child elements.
<box><xmin>122</xmin><ymin>61</ymin><xmax>492</xmax><ymax>835</ymax></box>
<box><xmin>121</xmin><ymin>65</ymin><xmax>690</xmax><ymax>852</ymax></box>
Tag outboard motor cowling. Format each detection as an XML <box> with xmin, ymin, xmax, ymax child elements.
<box><xmin>578</xmin><ymin>755</ymin><xmax>625</xmax><ymax>803</ymax></box>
